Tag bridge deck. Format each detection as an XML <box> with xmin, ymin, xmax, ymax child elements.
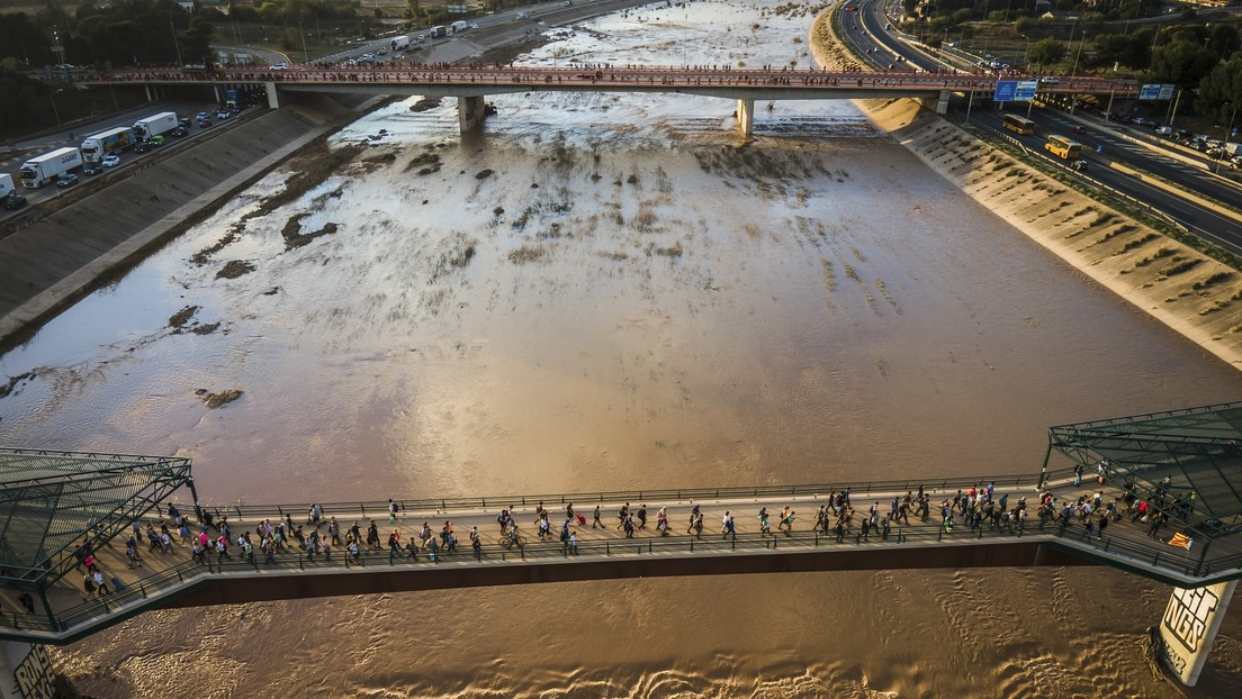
<box><xmin>0</xmin><ymin>467</ymin><xmax>1234</xmax><ymax>644</ymax></box>
<box><xmin>78</xmin><ymin>65</ymin><xmax>1140</xmax><ymax>98</ymax></box>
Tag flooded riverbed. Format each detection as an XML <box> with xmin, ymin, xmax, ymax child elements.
<box><xmin>3</xmin><ymin>1</ymin><xmax>1242</xmax><ymax>696</ymax></box>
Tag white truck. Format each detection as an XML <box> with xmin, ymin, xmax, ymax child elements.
<box><xmin>80</xmin><ymin>126</ymin><xmax>136</xmax><ymax>163</ymax></box>
<box><xmin>429</xmin><ymin>25</ymin><xmax>447</xmax><ymax>39</ymax></box>
<box><xmin>0</xmin><ymin>173</ymin><xmax>14</xmax><ymax>199</ymax></box>
<box><xmin>451</xmin><ymin>20</ymin><xmax>469</xmax><ymax>34</ymax></box>
<box><xmin>19</xmin><ymin>147</ymin><xmax>83</xmax><ymax>188</ymax></box>
<box><xmin>390</xmin><ymin>35</ymin><xmax>411</xmax><ymax>52</ymax></box>
<box><xmin>133</xmin><ymin>111</ymin><xmax>179</xmax><ymax>141</ymax></box>
<box><xmin>1226</xmin><ymin>142</ymin><xmax>1242</xmax><ymax>157</ymax></box>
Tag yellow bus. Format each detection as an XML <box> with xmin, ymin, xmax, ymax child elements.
<box><xmin>1044</xmin><ymin>135</ymin><xmax>1083</xmax><ymax>160</ymax></box>
<box><xmin>1002</xmin><ymin>114</ymin><xmax>1036</xmax><ymax>135</ymax></box>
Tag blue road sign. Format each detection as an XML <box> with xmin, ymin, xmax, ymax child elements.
<box><xmin>993</xmin><ymin>80</ymin><xmax>1017</xmax><ymax>102</ymax></box>
<box><xmin>1139</xmin><ymin>84</ymin><xmax>1163</xmax><ymax>101</ymax></box>
<box><xmin>1014</xmin><ymin>81</ymin><xmax>1038</xmax><ymax>102</ymax></box>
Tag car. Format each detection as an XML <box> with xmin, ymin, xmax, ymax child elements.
<box><xmin>378</xmin><ymin>49</ymin><xmax>388</xmax><ymax>56</ymax></box>
<box><xmin>270</xmin><ymin>62</ymin><xmax>289</xmax><ymax>71</ymax></box>
<box><xmin>197</xmin><ymin>118</ymin><xmax>212</xmax><ymax>128</ymax></box>
<box><xmin>102</xmin><ymin>154</ymin><xmax>120</xmax><ymax>168</ymax></box>
<box><xmin>147</xmin><ymin>135</ymin><xmax>165</xmax><ymax>146</ymax></box>
<box><xmin>195</xmin><ymin>111</ymin><xmax>210</xmax><ymax>121</ymax></box>
<box><xmin>1039</xmin><ymin>76</ymin><xmax>1061</xmax><ymax>85</ymax></box>
<box><xmin>56</xmin><ymin>173</ymin><xmax>79</xmax><ymax>188</ymax></box>
<box><xmin>1071</xmin><ymin>160</ymin><xmax>1089</xmax><ymax>172</ymax></box>
<box><xmin>470</xmin><ymin>22</ymin><xmax>479</xmax><ymax>29</ymax></box>
<box><xmin>82</xmin><ymin>162</ymin><xmax>101</xmax><ymax>176</ymax></box>
<box><xmin>517</xmin><ymin>11</ymin><xmax>529</xmax><ymax>19</ymax></box>
<box><xmin>170</xmin><ymin>127</ymin><xmax>187</xmax><ymax>137</ymax></box>
<box><xmin>944</xmin><ymin>41</ymin><xmax>956</xmax><ymax>48</ymax></box>
<box><xmin>2</xmin><ymin>193</ymin><xmax>28</xmax><ymax>211</ymax></box>
<box><xmin>216</xmin><ymin>110</ymin><xmax>231</xmax><ymax>120</ymax></box>
<box><xmin>178</xmin><ymin>117</ymin><xmax>192</xmax><ymax>129</ymax></box>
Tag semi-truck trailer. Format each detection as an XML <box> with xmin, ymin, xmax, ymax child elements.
<box><xmin>80</xmin><ymin>126</ymin><xmax>136</xmax><ymax>163</ymax></box>
<box><xmin>391</xmin><ymin>35</ymin><xmax>411</xmax><ymax>52</ymax></box>
<box><xmin>0</xmin><ymin>173</ymin><xmax>14</xmax><ymax>199</ymax></box>
<box><xmin>19</xmin><ymin>147</ymin><xmax>83</xmax><ymax>188</ymax></box>
<box><xmin>133</xmin><ymin>112</ymin><xmax>179</xmax><ymax>141</ymax></box>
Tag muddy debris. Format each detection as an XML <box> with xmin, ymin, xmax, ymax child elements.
<box><xmin>0</xmin><ymin>371</ymin><xmax>36</xmax><ymax>400</ymax></box>
<box><xmin>191</xmin><ymin>322</ymin><xmax>221</xmax><ymax>335</ymax></box>
<box><xmin>626</xmin><ymin>174</ymin><xmax>640</xmax><ymax>185</ymax></box>
<box><xmin>508</xmin><ymin>245</ymin><xmax>547</xmax><ymax>264</ymax></box>
<box><xmin>409</xmin><ymin>97</ymin><xmax>442</xmax><ymax>113</ymax></box>
<box><xmin>651</xmin><ymin>242</ymin><xmax>684</xmax><ymax>258</ymax></box>
<box><xmin>404</xmin><ymin>152</ymin><xmax>441</xmax><ymax>173</ymax></box>
<box><xmin>262</xmin><ymin>287</ymin><xmax>281</xmax><ymax>296</ymax></box>
<box><xmin>196</xmin><ymin>388</ymin><xmax>244</xmax><ymax>409</ymax></box>
<box><xmin>476</xmin><ymin>169</ymin><xmax>494</xmax><ymax>180</ymax></box>
<box><xmin>191</xmin><ymin>224</ymin><xmax>243</xmax><ymax>266</ymax></box>
<box><xmin>216</xmin><ymin>260</ymin><xmax>256</xmax><ymax>280</ymax></box>
<box><xmin>493</xmin><ymin>207</ymin><xmax>505</xmax><ymax>216</ymax></box>
<box><xmin>168</xmin><ymin>305</ymin><xmax>200</xmax><ymax>329</ymax></box>
<box><xmin>281</xmin><ymin>213</ymin><xmax>340</xmax><ymax>250</ymax></box>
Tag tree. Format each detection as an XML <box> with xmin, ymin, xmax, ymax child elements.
<box><xmin>1209</xmin><ymin>24</ymin><xmax>1240</xmax><ymax>59</ymax></box>
<box><xmin>1028</xmin><ymin>37</ymin><xmax>1066</xmax><ymax>67</ymax></box>
<box><xmin>1196</xmin><ymin>53</ymin><xmax>1242</xmax><ymax>129</ymax></box>
<box><xmin>1151</xmin><ymin>39</ymin><xmax>1221</xmax><ymax>89</ymax></box>
<box><xmin>1014</xmin><ymin>16</ymin><xmax>1036</xmax><ymax>35</ymax></box>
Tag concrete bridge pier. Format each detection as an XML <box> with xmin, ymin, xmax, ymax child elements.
<box><xmin>0</xmin><ymin>641</ymin><xmax>53</xmax><ymax>697</ymax></box>
<box><xmin>736</xmin><ymin>97</ymin><xmax>755</xmax><ymax>137</ymax></box>
<box><xmin>935</xmin><ymin>90</ymin><xmax>951</xmax><ymax>115</ymax></box>
<box><xmin>265</xmin><ymin>82</ymin><xmax>279</xmax><ymax>110</ymax></box>
<box><xmin>1157</xmin><ymin>580</ymin><xmax>1237</xmax><ymax>686</ymax></box>
<box><xmin>457</xmin><ymin>95</ymin><xmax>486</xmax><ymax>133</ymax></box>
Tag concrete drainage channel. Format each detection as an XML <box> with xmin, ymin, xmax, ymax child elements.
<box><xmin>0</xmin><ymin>95</ymin><xmax>382</xmax><ymax>351</ymax></box>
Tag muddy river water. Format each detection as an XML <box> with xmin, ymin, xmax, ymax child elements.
<box><xmin>3</xmin><ymin>1</ymin><xmax>1242</xmax><ymax>696</ymax></box>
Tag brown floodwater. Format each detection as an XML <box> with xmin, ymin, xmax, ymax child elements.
<box><xmin>2</xmin><ymin>1</ymin><xmax>1241</xmax><ymax>696</ymax></box>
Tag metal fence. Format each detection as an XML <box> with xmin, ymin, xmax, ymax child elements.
<box><xmin>162</xmin><ymin>468</ymin><xmax>1073</xmax><ymax>521</ymax></box>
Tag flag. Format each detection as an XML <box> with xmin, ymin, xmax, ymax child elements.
<box><xmin>1168</xmin><ymin>532</ymin><xmax>1193</xmax><ymax>551</ymax></box>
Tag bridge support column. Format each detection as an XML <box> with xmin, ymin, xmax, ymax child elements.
<box><xmin>736</xmin><ymin>97</ymin><xmax>754</xmax><ymax>138</ymax></box>
<box><xmin>0</xmin><ymin>642</ymin><xmax>54</xmax><ymax>698</ymax></box>
<box><xmin>213</xmin><ymin>85</ymin><xmax>221</xmax><ymax>104</ymax></box>
<box><xmin>144</xmin><ymin>85</ymin><xmax>153</xmax><ymax>103</ymax></box>
<box><xmin>457</xmin><ymin>95</ymin><xmax>486</xmax><ymax>134</ymax></box>
<box><xmin>265</xmin><ymin>82</ymin><xmax>279</xmax><ymax>110</ymax></box>
<box><xmin>1155</xmin><ymin>580</ymin><xmax>1237</xmax><ymax>686</ymax></box>
<box><xmin>935</xmin><ymin>90</ymin><xmax>951</xmax><ymax>116</ymax></box>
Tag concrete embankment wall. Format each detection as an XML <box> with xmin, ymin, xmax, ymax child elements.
<box><xmin>0</xmin><ymin>98</ymin><xmax>343</xmax><ymax>349</ymax></box>
<box><xmin>809</xmin><ymin>8</ymin><xmax>1242</xmax><ymax>369</ymax></box>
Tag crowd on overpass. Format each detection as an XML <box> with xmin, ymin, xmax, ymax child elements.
<box><xmin>82</xmin><ymin>63</ymin><xmax>1137</xmax><ymax>96</ymax></box>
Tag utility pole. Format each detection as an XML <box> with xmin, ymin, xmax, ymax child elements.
<box><xmin>170</xmin><ymin>10</ymin><xmax>183</xmax><ymax>65</ymax></box>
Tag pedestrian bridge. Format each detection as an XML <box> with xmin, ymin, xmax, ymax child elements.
<box><xmin>1</xmin><ymin>401</ymin><xmax>1241</xmax><ymax>646</ymax></box>
<box><xmin>77</xmin><ymin>65</ymin><xmax>1139</xmax><ymax>136</ymax></box>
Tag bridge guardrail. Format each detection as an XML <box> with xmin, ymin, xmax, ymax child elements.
<box><xmin>163</xmin><ymin>467</ymin><xmax>1077</xmax><ymax>520</ymax></box>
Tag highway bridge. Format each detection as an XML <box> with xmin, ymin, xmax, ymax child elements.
<box><xmin>77</xmin><ymin>65</ymin><xmax>1139</xmax><ymax>136</ymax></box>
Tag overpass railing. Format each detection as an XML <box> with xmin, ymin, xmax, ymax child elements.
<box><xmin>5</xmin><ymin>507</ymin><xmax>1216</xmax><ymax>638</ymax></box>
<box><xmin>163</xmin><ymin>467</ymin><xmax>1076</xmax><ymax>521</ymax></box>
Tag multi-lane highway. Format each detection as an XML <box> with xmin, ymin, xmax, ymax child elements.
<box><xmin>837</xmin><ymin>0</ymin><xmax>1242</xmax><ymax>251</ymax></box>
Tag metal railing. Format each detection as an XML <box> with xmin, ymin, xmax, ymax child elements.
<box><xmin>162</xmin><ymin>468</ymin><xmax>1073</xmax><ymax>521</ymax></box>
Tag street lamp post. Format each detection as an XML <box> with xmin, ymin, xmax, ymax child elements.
<box><xmin>1217</xmin><ymin>102</ymin><xmax>1237</xmax><ymax>173</ymax></box>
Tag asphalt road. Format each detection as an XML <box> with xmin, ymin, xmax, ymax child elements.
<box><xmin>840</xmin><ymin>0</ymin><xmax>1242</xmax><ymax>251</ymax></box>
<box><xmin>1</xmin><ymin>100</ymin><xmax>228</xmax><ymax>221</ymax></box>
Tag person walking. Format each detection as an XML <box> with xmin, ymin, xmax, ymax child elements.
<box><xmin>470</xmin><ymin>526</ymin><xmax>481</xmax><ymax>561</ymax></box>
<box><xmin>592</xmin><ymin>504</ymin><xmax>602</xmax><ymax>529</ymax></box>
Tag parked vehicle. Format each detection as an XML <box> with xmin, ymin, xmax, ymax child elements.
<box><xmin>2</xmin><ymin>192</ymin><xmax>27</xmax><ymax>211</ymax></box>
<box><xmin>56</xmin><ymin>173</ymin><xmax>79</xmax><ymax>188</ymax></box>
<box><xmin>0</xmin><ymin>173</ymin><xmax>14</xmax><ymax>200</ymax></box>
<box><xmin>80</xmin><ymin>126</ymin><xmax>135</xmax><ymax>163</ymax></box>
<box><xmin>391</xmin><ymin>35</ymin><xmax>411</xmax><ymax>52</ymax></box>
<box><xmin>133</xmin><ymin>112</ymin><xmax>179</xmax><ymax>141</ymax></box>
<box><xmin>102</xmin><ymin>154</ymin><xmax>121</xmax><ymax>168</ymax></box>
<box><xmin>19</xmin><ymin>147</ymin><xmax>82</xmax><ymax>188</ymax></box>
